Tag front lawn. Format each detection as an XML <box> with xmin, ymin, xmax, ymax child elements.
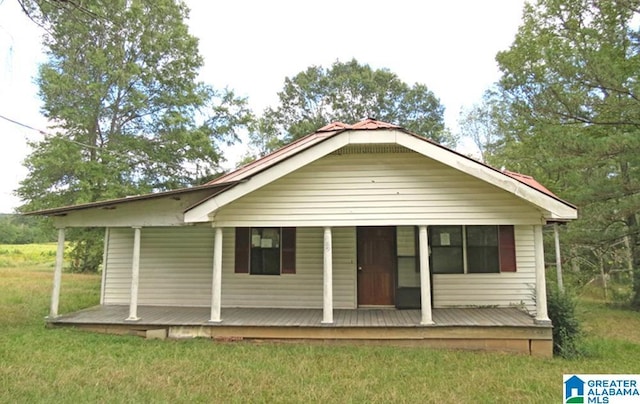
<box><xmin>0</xmin><ymin>259</ymin><xmax>638</xmax><ymax>403</ymax></box>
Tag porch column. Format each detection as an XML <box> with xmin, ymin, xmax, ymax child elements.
<box><xmin>126</xmin><ymin>226</ymin><xmax>141</xmax><ymax>321</ymax></box>
<box><xmin>100</xmin><ymin>227</ymin><xmax>110</xmax><ymax>305</ymax></box>
<box><xmin>321</xmin><ymin>226</ymin><xmax>333</xmax><ymax>324</ymax></box>
<box><xmin>48</xmin><ymin>227</ymin><xmax>65</xmax><ymax>318</ymax></box>
<box><xmin>553</xmin><ymin>222</ymin><xmax>564</xmax><ymax>293</ymax></box>
<box><xmin>534</xmin><ymin>225</ymin><xmax>551</xmax><ymax>323</ymax></box>
<box><xmin>418</xmin><ymin>225</ymin><xmax>434</xmax><ymax>325</ymax></box>
<box><xmin>209</xmin><ymin>226</ymin><xmax>223</xmax><ymax>323</ymax></box>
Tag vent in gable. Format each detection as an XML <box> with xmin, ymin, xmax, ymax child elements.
<box><xmin>331</xmin><ymin>144</ymin><xmax>412</xmax><ymax>155</ymax></box>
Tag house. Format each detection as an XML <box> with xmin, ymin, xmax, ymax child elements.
<box><xmin>30</xmin><ymin>119</ymin><xmax>578</xmax><ymax>356</ymax></box>
<box><xmin>564</xmin><ymin>375</ymin><xmax>585</xmax><ymax>400</ymax></box>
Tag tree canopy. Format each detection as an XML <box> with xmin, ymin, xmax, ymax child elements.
<box><xmin>457</xmin><ymin>87</ymin><xmax>507</xmax><ymax>163</ymax></box>
<box><xmin>19</xmin><ymin>0</ymin><xmax>253</xmax><ymax>208</ymax></box>
<box><xmin>248</xmin><ymin>59</ymin><xmax>451</xmax><ymax>157</ymax></box>
<box><xmin>492</xmin><ymin>0</ymin><xmax>640</xmax><ymax>306</ymax></box>
<box><xmin>17</xmin><ymin>0</ymin><xmax>252</xmax><ymax>271</ymax></box>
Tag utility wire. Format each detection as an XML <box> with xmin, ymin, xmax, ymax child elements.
<box><xmin>0</xmin><ymin>113</ymin><xmax>131</xmax><ymax>159</ymax></box>
<box><xmin>0</xmin><ymin>113</ymin><xmax>47</xmax><ymax>135</ymax></box>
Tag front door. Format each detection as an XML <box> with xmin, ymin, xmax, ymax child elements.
<box><xmin>357</xmin><ymin>226</ymin><xmax>395</xmax><ymax>306</ymax></box>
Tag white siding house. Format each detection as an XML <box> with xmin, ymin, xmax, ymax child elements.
<box><xmin>31</xmin><ymin>119</ymin><xmax>577</xmax><ymax>355</ymax></box>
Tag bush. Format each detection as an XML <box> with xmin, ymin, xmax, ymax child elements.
<box><xmin>547</xmin><ymin>286</ymin><xmax>582</xmax><ymax>358</ymax></box>
<box><xmin>67</xmin><ymin>228</ymin><xmax>104</xmax><ymax>273</ymax></box>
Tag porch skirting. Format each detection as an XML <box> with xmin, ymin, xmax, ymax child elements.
<box><xmin>47</xmin><ymin>306</ymin><xmax>552</xmax><ymax>357</ymax></box>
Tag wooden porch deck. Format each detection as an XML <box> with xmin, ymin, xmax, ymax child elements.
<box><xmin>47</xmin><ymin>305</ymin><xmax>552</xmax><ymax>356</ymax></box>
<box><xmin>49</xmin><ymin>305</ymin><xmax>538</xmax><ymax>328</ymax></box>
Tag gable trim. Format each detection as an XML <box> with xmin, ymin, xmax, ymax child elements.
<box><xmin>183</xmin><ymin>134</ymin><xmax>350</xmax><ymax>222</ymax></box>
<box><xmin>184</xmin><ymin>128</ymin><xmax>577</xmax><ymax>223</ymax></box>
<box><xmin>396</xmin><ymin>134</ymin><xmax>577</xmax><ymax>220</ymax></box>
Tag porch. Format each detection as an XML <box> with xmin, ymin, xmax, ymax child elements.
<box><xmin>47</xmin><ymin>306</ymin><xmax>553</xmax><ymax>356</ymax></box>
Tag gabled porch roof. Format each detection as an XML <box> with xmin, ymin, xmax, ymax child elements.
<box><xmin>184</xmin><ymin>118</ymin><xmax>577</xmax><ymax>223</ymax></box>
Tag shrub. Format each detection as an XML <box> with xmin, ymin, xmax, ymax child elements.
<box><xmin>547</xmin><ymin>286</ymin><xmax>582</xmax><ymax>358</ymax></box>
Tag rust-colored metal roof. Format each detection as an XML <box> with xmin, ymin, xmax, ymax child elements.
<box><xmin>207</xmin><ymin>118</ymin><xmax>573</xmax><ymax>208</ymax></box>
<box><xmin>317</xmin><ymin>121</ymin><xmax>350</xmax><ymax>132</ymax></box>
<box><xmin>350</xmin><ymin>118</ymin><xmax>401</xmax><ymax>130</ymax></box>
<box><xmin>503</xmin><ymin>170</ymin><xmax>556</xmax><ymax>198</ymax></box>
<box><xmin>28</xmin><ymin>118</ymin><xmax>574</xmax><ymax>217</ymax></box>
<box><xmin>207</xmin><ymin>119</ymin><xmax>404</xmax><ymax>186</ymax></box>
<box><xmin>207</xmin><ymin>130</ymin><xmax>341</xmax><ymax>185</ymax></box>
<box><xmin>317</xmin><ymin>118</ymin><xmax>401</xmax><ymax>132</ymax></box>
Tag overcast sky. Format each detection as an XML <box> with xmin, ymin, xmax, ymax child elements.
<box><xmin>0</xmin><ymin>0</ymin><xmax>525</xmax><ymax>213</ymax></box>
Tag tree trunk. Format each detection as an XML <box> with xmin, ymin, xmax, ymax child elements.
<box><xmin>627</xmin><ymin>213</ymin><xmax>640</xmax><ymax>309</ymax></box>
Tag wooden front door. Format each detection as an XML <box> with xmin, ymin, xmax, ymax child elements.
<box><xmin>357</xmin><ymin>226</ymin><xmax>396</xmax><ymax>306</ymax></box>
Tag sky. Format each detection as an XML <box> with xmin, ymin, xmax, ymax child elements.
<box><xmin>0</xmin><ymin>0</ymin><xmax>525</xmax><ymax>213</ymax></box>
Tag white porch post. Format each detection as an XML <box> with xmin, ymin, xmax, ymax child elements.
<box><xmin>100</xmin><ymin>227</ymin><xmax>110</xmax><ymax>305</ymax></box>
<box><xmin>209</xmin><ymin>227</ymin><xmax>223</xmax><ymax>323</ymax></box>
<box><xmin>534</xmin><ymin>224</ymin><xmax>551</xmax><ymax>323</ymax></box>
<box><xmin>553</xmin><ymin>222</ymin><xmax>564</xmax><ymax>293</ymax></box>
<box><xmin>418</xmin><ymin>225</ymin><xmax>434</xmax><ymax>325</ymax></box>
<box><xmin>49</xmin><ymin>227</ymin><xmax>66</xmax><ymax>318</ymax></box>
<box><xmin>321</xmin><ymin>226</ymin><xmax>333</xmax><ymax>324</ymax></box>
<box><xmin>126</xmin><ymin>226</ymin><xmax>142</xmax><ymax>321</ymax></box>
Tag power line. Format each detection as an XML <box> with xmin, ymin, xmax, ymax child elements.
<box><xmin>0</xmin><ymin>113</ymin><xmax>47</xmax><ymax>135</ymax></box>
<box><xmin>0</xmin><ymin>113</ymin><xmax>131</xmax><ymax>159</ymax></box>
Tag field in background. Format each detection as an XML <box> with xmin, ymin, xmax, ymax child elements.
<box><xmin>0</xmin><ymin>243</ymin><xmax>58</xmax><ymax>268</ymax></box>
<box><xmin>0</xmin><ymin>245</ymin><xmax>639</xmax><ymax>403</ymax></box>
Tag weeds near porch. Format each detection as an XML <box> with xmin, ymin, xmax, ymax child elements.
<box><xmin>547</xmin><ymin>286</ymin><xmax>582</xmax><ymax>358</ymax></box>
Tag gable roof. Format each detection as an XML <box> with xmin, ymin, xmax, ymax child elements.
<box><xmin>184</xmin><ymin>118</ymin><xmax>577</xmax><ymax>222</ymax></box>
<box><xmin>208</xmin><ymin>119</ymin><xmax>561</xmax><ymax>199</ymax></box>
<box><xmin>27</xmin><ymin>118</ymin><xmax>577</xmax><ymax>223</ymax></box>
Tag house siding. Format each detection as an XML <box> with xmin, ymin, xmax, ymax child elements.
<box><xmin>222</xmin><ymin>227</ymin><xmax>356</xmax><ymax>309</ymax></box>
<box><xmin>103</xmin><ymin>227</ymin><xmax>215</xmax><ymax>306</ymax></box>
<box><xmin>432</xmin><ymin>225</ymin><xmax>537</xmax><ymax>311</ymax></box>
<box><xmin>213</xmin><ymin>151</ymin><xmax>545</xmax><ymax>227</ymax></box>
<box><xmin>103</xmin><ymin>226</ymin><xmax>357</xmax><ymax>309</ymax></box>
<box><xmin>104</xmin><ymin>225</ymin><xmax>535</xmax><ymax>311</ymax></box>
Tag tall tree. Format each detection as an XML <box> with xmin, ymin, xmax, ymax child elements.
<box><xmin>248</xmin><ymin>59</ymin><xmax>451</xmax><ymax>157</ymax></box>
<box><xmin>457</xmin><ymin>87</ymin><xmax>506</xmax><ymax>163</ymax></box>
<box><xmin>17</xmin><ymin>0</ymin><xmax>252</xmax><ymax>271</ymax></box>
<box><xmin>494</xmin><ymin>0</ymin><xmax>640</xmax><ymax>306</ymax></box>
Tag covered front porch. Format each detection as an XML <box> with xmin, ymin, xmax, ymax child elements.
<box><xmin>47</xmin><ymin>305</ymin><xmax>552</xmax><ymax>356</ymax></box>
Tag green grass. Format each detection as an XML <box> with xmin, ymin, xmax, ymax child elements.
<box><xmin>0</xmin><ymin>243</ymin><xmax>59</xmax><ymax>268</ymax></box>
<box><xmin>1</xmin><ymin>258</ymin><xmax>639</xmax><ymax>403</ymax></box>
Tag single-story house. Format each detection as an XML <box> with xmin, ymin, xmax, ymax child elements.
<box><xmin>31</xmin><ymin>119</ymin><xmax>577</xmax><ymax>356</ymax></box>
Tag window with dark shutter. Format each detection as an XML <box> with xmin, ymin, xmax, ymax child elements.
<box><xmin>498</xmin><ymin>225</ymin><xmax>517</xmax><ymax>272</ymax></box>
<box><xmin>429</xmin><ymin>225</ymin><xmax>517</xmax><ymax>274</ymax></box>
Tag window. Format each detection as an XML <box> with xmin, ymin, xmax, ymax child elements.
<box><xmin>250</xmin><ymin>228</ymin><xmax>280</xmax><ymax>275</ymax></box>
<box><xmin>430</xmin><ymin>226</ymin><xmax>464</xmax><ymax>274</ymax></box>
<box><xmin>429</xmin><ymin>225</ymin><xmax>516</xmax><ymax>274</ymax></box>
<box><xmin>234</xmin><ymin>227</ymin><xmax>296</xmax><ymax>275</ymax></box>
<box><xmin>396</xmin><ymin>226</ymin><xmax>420</xmax><ymax>287</ymax></box>
<box><xmin>466</xmin><ymin>226</ymin><xmax>499</xmax><ymax>273</ymax></box>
